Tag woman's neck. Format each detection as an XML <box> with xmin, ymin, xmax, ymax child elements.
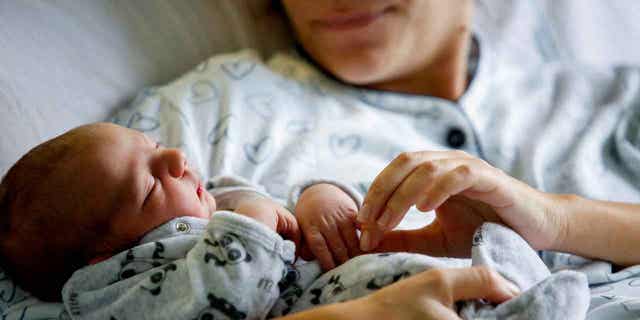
<box><xmin>368</xmin><ymin>27</ymin><xmax>473</xmax><ymax>101</ymax></box>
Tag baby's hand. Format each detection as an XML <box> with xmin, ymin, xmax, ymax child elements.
<box><xmin>295</xmin><ymin>183</ymin><xmax>361</xmax><ymax>270</ymax></box>
<box><xmin>234</xmin><ymin>197</ymin><xmax>301</xmax><ymax>247</ymax></box>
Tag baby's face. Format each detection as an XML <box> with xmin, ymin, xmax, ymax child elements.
<box><xmin>74</xmin><ymin>123</ymin><xmax>216</xmax><ymax>246</ymax></box>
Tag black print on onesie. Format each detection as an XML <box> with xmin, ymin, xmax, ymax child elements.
<box><xmin>366</xmin><ymin>271</ymin><xmax>411</xmax><ymax>290</ymax></box>
<box><xmin>118</xmin><ymin>242</ymin><xmax>167</xmax><ymax>280</ymax></box>
<box><xmin>0</xmin><ymin>270</ymin><xmax>27</xmax><ymax>305</ymax></box>
<box><xmin>309</xmin><ymin>275</ymin><xmax>346</xmax><ymax>305</ymax></box>
<box><xmin>141</xmin><ymin>263</ymin><xmax>177</xmax><ymax>296</ymax></box>
<box><xmin>193</xmin><ymin>293</ymin><xmax>247</xmax><ymax>320</ymax></box>
<box><xmin>203</xmin><ymin>233</ymin><xmax>252</xmax><ymax>266</ymax></box>
<box><xmin>472</xmin><ymin>230</ymin><xmax>485</xmax><ymax>247</ymax></box>
<box><xmin>276</xmin><ymin>264</ymin><xmax>304</xmax><ymax>315</ymax></box>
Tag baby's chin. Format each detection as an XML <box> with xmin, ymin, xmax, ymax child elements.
<box><xmin>204</xmin><ymin>193</ymin><xmax>217</xmax><ymax>218</ymax></box>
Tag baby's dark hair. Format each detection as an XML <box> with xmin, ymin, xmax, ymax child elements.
<box><xmin>0</xmin><ymin>127</ymin><xmax>114</xmax><ymax>301</ymax></box>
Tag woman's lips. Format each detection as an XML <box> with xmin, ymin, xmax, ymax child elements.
<box><xmin>313</xmin><ymin>7</ymin><xmax>393</xmax><ymax>31</ymax></box>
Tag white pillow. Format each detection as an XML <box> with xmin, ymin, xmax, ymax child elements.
<box><xmin>0</xmin><ymin>0</ymin><xmax>292</xmax><ymax>175</ymax></box>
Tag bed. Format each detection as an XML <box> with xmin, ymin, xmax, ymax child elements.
<box><xmin>1</xmin><ymin>0</ymin><xmax>640</xmax><ymax>318</ymax></box>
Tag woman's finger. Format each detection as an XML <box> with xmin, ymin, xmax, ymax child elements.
<box><xmin>377</xmin><ymin>156</ymin><xmax>490</xmax><ymax>231</ymax></box>
<box><xmin>358</xmin><ymin>152</ymin><xmax>425</xmax><ymax>224</ymax></box>
<box><xmin>417</xmin><ymin>163</ymin><xmax>499</xmax><ymax>211</ymax></box>
<box><xmin>415</xmin><ymin>164</ymin><xmax>477</xmax><ymax>212</ymax></box>
<box><xmin>359</xmin><ymin>151</ymin><xmax>473</xmax><ymax>225</ymax></box>
<box><xmin>304</xmin><ymin>227</ymin><xmax>336</xmax><ymax>270</ymax></box>
<box><xmin>376</xmin><ymin>158</ymin><xmax>471</xmax><ymax>231</ymax></box>
<box><xmin>359</xmin><ymin>225</ymin><xmax>387</xmax><ymax>252</ymax></box>
<box><xmin>374</xmin><ymin>161</ymin><xmax>439</xmax><ymax>231</ymax></box>
<box><xmin>367</xmin><ymin>223</ymin><xmax>450</xmax><ymax>256</ymax></box>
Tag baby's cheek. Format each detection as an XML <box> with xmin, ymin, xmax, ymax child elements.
<box><xmin>208</xmin><ymin>193</ymin><xmax>217</xmax><ymax>212</ymax></box>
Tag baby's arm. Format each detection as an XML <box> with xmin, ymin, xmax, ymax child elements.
<box><xmin>234</xmin><ymin>196</ymin><xmax>301</xmax><ymax>249</ymax></box>
<box><xmin>207</xmin><ymin>174</ymin><xmax>300</xmax><ymax>245</ymax></box>
<box><xmin>548</xmin><ymin>195</ymin><xmax>640</xmax><ymax>266</ymax></box>
<box><xmin>62</xmin><ymin>212</ymin><xmax>295</xmax><ymax>320</ymax></box>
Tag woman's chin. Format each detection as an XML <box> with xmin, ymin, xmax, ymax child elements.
<box><xmin>326</xmin><ymin>57</ymin><xmax>390</xmax><ymax>86</ymax></box>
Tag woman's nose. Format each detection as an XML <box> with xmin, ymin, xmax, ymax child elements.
<box><xmin>159</xmin><ymin>148</ymin><xmax>187</xmax><ymax>178</ymax></box>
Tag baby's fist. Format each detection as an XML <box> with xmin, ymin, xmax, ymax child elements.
<box><xmin>295</xmin><ymin>183</ymin><xmax>361</xmax><ymax>270</ymax></box>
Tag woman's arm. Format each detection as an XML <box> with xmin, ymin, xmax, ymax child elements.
<box><xmin>356</xmin><ymin>150</ymin><xmax>640</xmax><ymax>266</ymax></box>
<box><xmin>552</xmin><ymin>195</ymin><xmax>640</xmax><ymax>266</ymax></box>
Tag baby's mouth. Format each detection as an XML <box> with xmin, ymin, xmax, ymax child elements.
<box><xmin>196</xmin><ymin>182</ymin><xmax>203</xmax><ymax>199</ymax></box>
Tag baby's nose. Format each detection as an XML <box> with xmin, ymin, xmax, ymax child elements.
<box><xmin>162</xmin><ymin>148</ymin><xmax>187</xmax><ymax>178</ymax></box>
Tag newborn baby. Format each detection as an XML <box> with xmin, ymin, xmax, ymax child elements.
<box><xmin>0</xmin><ymin>123</ymin><xmax>222</xmax><ymax>298</ymax></box>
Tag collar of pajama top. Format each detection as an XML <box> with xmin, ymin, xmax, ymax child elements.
<box><xmin>269</xmin><ymin>38</ymin><xmax>488</xmax><ymax>159</ymax></box>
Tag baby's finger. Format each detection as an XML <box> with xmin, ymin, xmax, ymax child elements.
<box><xmin>338</xmin><ymin>219</ymin><xmax>362</xmax><ymax>257</ymax></box>
<box><xmin>297</xmin><ymin>239</ymin><xmax>315</xmax><ymax>261</ymax></box>
<box><xmin>278</xmin><ymin>208</ymin><xmax>302</xmax><ymax>248</ymax></box>
<box><xmin>322</xmin><ymin>225</ymin><xmax>350</xmax><ymax>265</ymax></box>
<box><xmin>305</xmin><ymin>228</ymin><xmax>336</xmax><ymax>270</ymax></box>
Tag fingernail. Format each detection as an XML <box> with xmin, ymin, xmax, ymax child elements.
<box><xmin>505</xmin><ymin>281</ymin><xmax>521</xmax><ymax>296</ymax></box>
<box><xmin>358</xmin><ymin>204</ymin><xmax>370</xmax><ymax>223</ymax></box>
<box><xmin>377</xmin><ymin>210</ymin><xmax>392</xmax><ymax>229</ymax></box>
<box><xmin>417</xmin><ymin>198</ymin><xmax>429</xmax><ymax>211</ymax></box>
<box><xmin>360</xmin><ymin>231</ymin><xmax>370</xmax><ymax>251</ymax></box>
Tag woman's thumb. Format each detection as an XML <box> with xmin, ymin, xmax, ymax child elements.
<box><xmin>444</xmin><ymin>266</ymin><xmax>520</xmax><ymax>303</ymax></box>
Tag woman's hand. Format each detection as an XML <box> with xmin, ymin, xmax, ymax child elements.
<box><xmin>234</xmin><ymin>197</ymin><xmax>301</xmax><ymax>247</ymax></box>
<box><xmin>357</xmin><ymin>150</ymin><xmax>566</xmax><ymax>255</ymax></box>
<box><xmin>279</xmin><ymin>266</ymin><xmax>520</xmax><ymax>320</ymax></box>
<box><xmin>363</xmin><ymin>266</ymin><xmax>520</xmax><ymax>319</ymax></box>
<box><xmin>295</xmin><ymin>183</ymin><xmax>362</xmax><ymax>270</ymax></box>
